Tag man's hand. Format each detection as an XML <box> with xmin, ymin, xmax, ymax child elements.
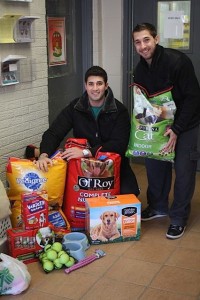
<box><xmin>35</xmin><ymin>153</ymin><xmax>53</xmax><ymax>172</ymax></box>
<box><xmin>61</xmin><ymin>147</ymin><xmax>91</xmax><ymax>161</ymax></box>
<box><xmin>161</xmin><ymin>128</ymin><xmax>177</xmax><ymax>154</ymax></box>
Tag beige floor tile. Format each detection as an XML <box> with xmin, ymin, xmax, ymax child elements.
<box><xmin>32</xmin><ymin>271</ymin><xmax>99</xmax><ymax>299</ymax></box>
<box><xmin>103</xmin><ymin>256</ymin><xmax>161</xmax><ymax>285</ymax></box>
<box><xmin>193</xmin><ymin>173</ymin><xmax>200</xmax><ymax>195</ymax></box>
<box><xmin>141</xmin><ymin>220</ymin><xmax>182</xmax><ymax>246</ymax></box>
<box><xmin>189</xmin><ymin>204</ymin><xmax>200</xmax><ymax>224</ymax></box>
<box><xmin>150</xmin><ymin>265</ymin><xmax>200</xmax><ymax>296</ymax></box>
<box><xmin>122</xmin><ymin>239</ymin><xmax>176</xmax><ymax>264</ymax></box>
<box><xmin>179</xmin><ymin>231</ymin><xmax>200</xmax><ymax>250</ymax></box>
<box><xmin>4</xmin><ymin>290</ymin><xmax>70</xmax><ymax>300</ymax></box>
<box><xmin>82</xmin><ymin>278</ymin><xmax>145</xmax><ymax>300</ymax></box>
<box><xmin>190</xmin><ymin>216</ymin><xmax>200</xmax><ymax>232</ymax></box>
<box><xmin>140</xmin><ymin>288</ymin><xmax>197</xmax><ymax>300</ymax></box>
<box><xmin>131</xmin><ymin>161</ymin><xmax>146</xmax><ymax>173</ymax></box>
<box><xmin>166</xmin><ymin>247</ymin><xmax>200</xmax><ymax>271</ymax></box>
<box><xmin>27</xmin><ymin>261</ymin><xmax>49</xmax><ymax>287</ymax></box>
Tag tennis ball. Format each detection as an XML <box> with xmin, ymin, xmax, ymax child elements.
<box><xmin>54</xmin><ymin>258</ymin><xmax>63</xmax><ymax>269</ymax></box>
<box><xmin>39</xmin><ymin>252</ymin><xmax>44</xmax><ymax>261</ymax></box>
<box><xmin>58</xmin><ymin>250</ymin><xmax>66</xmax><ymax>258</ymax></box>
<box><xmin>42</xmin><ymin>256</ymin><xmax>49</xmax><ymax>263</ymax></box>
<box><xmin>44</xmin><ymin>244</ymin><xmax>52</xmax><ymax>252</ymax></box>
<box><xmin>65</xmin><ymin>256</ymin><xmax>75</xmax><ymax>268</ymax></box>
<box><xmin>43</xmin><ymin>260</ymin><xmax>54</xmax><ymax>272</ymax></box>
<box><xmin>46</xmin><ymin>249</ymin><xmax>57</xmax><ymax>261</ymax></box>
<box><xmin>59</xmin><ymin>253</ymin><xmax>69</xmax><ymax>264</ymax></box>
<box><xmin>51</xmin><ymin>242</ymin><xmax>62</xmax><ymax>253</ymax></box>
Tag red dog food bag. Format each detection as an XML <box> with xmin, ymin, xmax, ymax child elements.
<box><xmin>65</xmin><ymin>138</ymin><xmax>90</xmax><ymax>149</ymax></box>
<box><xmin>62</xmin><ymin>139</ymin><xmax>121</xmax><ymax>231</ymax></box>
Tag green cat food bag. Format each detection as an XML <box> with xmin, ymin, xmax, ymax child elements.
<box><xmin>126</xmin><ymin>84</ymin><xmax>176</xmax><ymax>162</ymax></box>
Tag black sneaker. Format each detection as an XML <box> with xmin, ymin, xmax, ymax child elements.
<box><xmin>166</xmin><ymin>224</ymin><xmax>185</xmax><ymax>239</ymax></box>
<box><xmin>141</xmin><ymin>206</ymin><xmax>167</xmax><ymax>221</ymax></box>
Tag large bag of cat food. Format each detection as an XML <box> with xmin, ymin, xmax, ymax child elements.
<box><xmin>62</xmin><ymin>138</ymin><xmax>121</xmax><ymax>231</ymax></box>
<box><xmin>126</xmin><ymin>84</ymin><xmax>176</xmax><ymax>162</ymax></box>
<box><xmin>6</xmin><ymin>156</ymin><xmax>67</xmax><ymax>207</ymax></box>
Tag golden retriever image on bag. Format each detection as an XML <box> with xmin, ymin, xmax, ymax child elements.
<box><xmin>90</xmin><ymin>210</ymin><xmax>120</xmax><ymax>242</ymax></box>
<box><xmin>81</xmin><ymin>158</ymin><xmax>113</xmax><ymax>178</ymax></box>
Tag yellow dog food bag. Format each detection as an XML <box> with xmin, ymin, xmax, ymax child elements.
<box><xmin>6</xmin><ymin>157</ymin><xmax>67</xmax><ymax>206</ymax></box>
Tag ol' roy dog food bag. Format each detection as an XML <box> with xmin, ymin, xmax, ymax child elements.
<box><xmin>62</xmin><ymin>138</ymin><xmax>121</xmax><ymax>231</ymax></box>
<box><xmin>6</xmin><ymin>156</ymin><xmax>67</xmax><ymax>206</ymax></box>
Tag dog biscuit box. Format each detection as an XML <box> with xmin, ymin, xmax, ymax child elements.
<box><xmin>85</xmin><ymin>194</ymin><xmax>141</xmax><ymax>244</ymax></box>
<box><xmin>21</xmin><ymin>190</ymin><xmax>49</xmax><ymax>230</ymax></box>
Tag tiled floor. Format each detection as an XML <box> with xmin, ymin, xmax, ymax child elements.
<box><xmin>1</xmin><ymin>163</ymin><xmax>200</xmax><ymax>300</ymax></box>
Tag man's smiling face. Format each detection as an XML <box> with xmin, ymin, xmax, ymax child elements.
<box><xmin>85</xmin><ymin>76</ymin><xmax>108</xmax><ymax>107</ymax></box>
<box><xmin>133</xmin><ymin>29</ymin><xmax>159</xmax><ymax>65</ymax></box>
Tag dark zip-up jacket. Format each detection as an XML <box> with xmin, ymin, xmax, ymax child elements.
<box><xmin>40</xmin><ymin>87</ymin><xmax>131</xmax><ymax>159</ymax></box>
<box><xmin>134</xmin><ymin>44</ymin><xmax>200</xmax><ymax>135</ymax></box>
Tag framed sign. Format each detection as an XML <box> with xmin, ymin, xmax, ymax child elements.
<box><xmin>47</xmin><ymin>17</ymin><xmax>66</xmax><ymax>66</ymax></box>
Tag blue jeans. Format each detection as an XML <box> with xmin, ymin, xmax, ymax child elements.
<box><xmin>145</xmin><ymin>126</ymin><xmax>200</xmax><ymax>226</ymax></box>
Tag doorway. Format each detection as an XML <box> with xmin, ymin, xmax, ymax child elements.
<box><xmin>45</xmin><ymin>0</ymin><xmax>93</xmax><ymax>126</ymax></box>
<box><xmin>123</xmin><ymin>0</ymin><xmax>200</xmax><ymax>170</ymax></box>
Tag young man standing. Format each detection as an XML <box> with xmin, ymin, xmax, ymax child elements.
<box><xmin>132</xmin><ymin>23</ymin><xmax>200</xmax><ymax>239</ymax></box>
<box><xmin>36</xmin><ymin>66</ymin><xmax>139</xmax><ymax>196</ymax></box>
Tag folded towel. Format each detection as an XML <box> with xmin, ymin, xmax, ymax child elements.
<box><xmin>0</xmin><ymin>180</ymin><xmax>11</xmax><ymax>220</ymax></box>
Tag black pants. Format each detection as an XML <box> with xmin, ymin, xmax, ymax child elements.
<box><xmin>145</xmin><ymin>126</ymin><xmax>200</xmax><ymax>226</ymax></box>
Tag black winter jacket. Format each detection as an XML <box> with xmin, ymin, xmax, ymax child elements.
<box><xmin>40</xmin><ymin>87</ymin><xmax>131</xmax><ymax>159</ymax></box>
<box><xmin>40</xmin><ymin>87</ymin><xmax>140</xmax><ymax>195</ymax></box>
<box><xmin>134</xmin><ymin>44</ymin><xmax>200</xmax><ymax>135</ymax></box>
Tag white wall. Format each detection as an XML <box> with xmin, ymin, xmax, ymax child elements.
<box><xmin>0</xmin><ymin>0</ymin><xmax>49</xmax><ymax>182</ymax></box>
<box><xmin>93</xmin><ymin>0</ymin><xmax>123</xmax><ymax>102</ymax></box>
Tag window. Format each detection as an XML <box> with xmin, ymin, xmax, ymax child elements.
<box><xmin>157</xmin><ymin>1</ymin><xmax>191</xmax><ymax>50</ymax></box>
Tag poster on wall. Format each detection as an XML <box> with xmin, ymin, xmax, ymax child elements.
<box><xmin>47</xmin><ymin>17</ymin><xmax>66</xmax><ymax>66</ymax></box>
<box><xmin>163</xmin><ymin>11</ymin><xmax>184</xmax><ymax>39</ymax></box>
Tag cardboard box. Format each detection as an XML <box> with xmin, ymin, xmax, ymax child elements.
<box><xmin>21</xmin><ymin>190</ymin><xmax>49</xmax><ymax>230</ymax></box>
<box><xmin>7</xmin><ymin>226</ymin><xmax>55</xmax><ymax>263</ymax></box>
<box><xmin>85</xmin><ymin>194</ymin><xmax>141</xmax><ymax>244</ymax></box>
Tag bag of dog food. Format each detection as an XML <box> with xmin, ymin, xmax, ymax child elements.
<box><xmin>6</xmin><ymin>156</ymin><xmax>67</xmax><ymax>206</ymax></box>
<box><xmin>48</xmin><ymin>207</ymin><xmax>70</xmax><ymax>230</ymax></box>
<box><xmin>126</xmin><ymin>84</ymin><xmax>176</xmax><ymax>162</ymax></box>
<box><xmin>65</xmin><ymin>137</ymin><xmax>90</xmax><ymax>149</ymax></box>
<box><xmin>10</xmin><ymin>198</ymin><xmax>71</xmax><ymax>232</ymax></box>
<box><xmin>10</xmin><ymin>200</ymin><xmax>23</xmax><ymax>228</ymax></box>
<box><xmin>62</xmin><ymin>139</ymin><xmax>121</xmax><ymax>231</ymax></box>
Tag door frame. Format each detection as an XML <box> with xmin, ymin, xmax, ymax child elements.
<box><xmin>81</xmin><ymin>0</ymin><xmax>93</xmax><ymax>86</ymax></box>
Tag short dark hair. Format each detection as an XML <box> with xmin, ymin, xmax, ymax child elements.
<box><xmin>85</xmin><ymin>66</ymin><xmax>108</xmax><ymax>84</ymax></box>
<box><xmin>132</xmin><ymin>23</ymin><xmax>157</xmax><ymax>38</ymax></box>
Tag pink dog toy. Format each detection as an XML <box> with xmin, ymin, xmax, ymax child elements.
<box><xmin>64</xmin><ymin>249</ymin><xmax>106</xmax><ymax>274</ymax></box>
